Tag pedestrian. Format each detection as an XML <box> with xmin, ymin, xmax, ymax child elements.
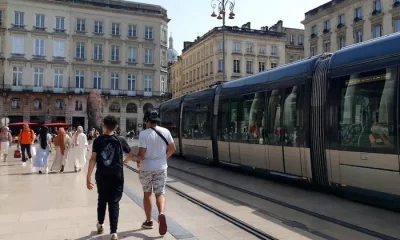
<box><xmin>0</xmin><ymin>127</ymin><xmax>12</xmax><ymax>162</ymax></box>
<box><xmin>51</xmin><ymin>128</ymin><xmax>70</xmax><ymax>172</ymax></box>
<box><xmin>18</xmin><ymin>124</ymin><xmax>35</xmax><ymax>166</ymax></box>
<box><xmin>86</xmin><ymin>115</ymin><xmax>133</xmax><ymax>240</ymax></box>
<box><xmin>135</xmin><ymin>110</ymin><xmax>176</xmax><ymax>235</ymax></box>
<box><xmin>33</xmin><ymin>127</ymin><xmax>52</xmax><ymax>174</ymax></box>
<box><xmin>71</xmin><ymin>126</ymin><xmax>88</xmax><ymax>172</ymax></box>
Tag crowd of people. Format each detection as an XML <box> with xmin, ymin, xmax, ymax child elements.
<box><xmin>0</xmin><ymin>110</ymin><xmax>176</xmax><ymax>240</ymax></box>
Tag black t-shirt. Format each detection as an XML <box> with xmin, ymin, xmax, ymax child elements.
<box><xmin>92</xmin><ymin>134</ymin><xmax>130</xmax><ymax>175</ymax></box>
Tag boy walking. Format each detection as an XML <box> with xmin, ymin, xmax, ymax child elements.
<box><xmin>87</xmin><ymin>115</ymin><xmax>133</xmax><ymax>240</ymax></box>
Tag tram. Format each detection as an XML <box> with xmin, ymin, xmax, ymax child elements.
<box><xmin>159</xmin><ymin>32</ymin><xmax>400</xmax><ymax>207</ymax></box>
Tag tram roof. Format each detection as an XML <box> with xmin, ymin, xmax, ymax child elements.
<box><xmin>221</xmin><ymin>56</ymin><xmax>319</xmax><ymax>90</ymax></box>
<box><xmin>330</xmin><ymin>32</ymin><xmax>400</xmax><ymax>69</ymax></box>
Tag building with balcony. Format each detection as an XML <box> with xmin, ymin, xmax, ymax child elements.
<box><xmin>173</xmin><ymin>22</ymin><xmax>287</xmax><ymax>96</ymax></box>
<box><xmin>302</xmin><ymin>0</ymin><xmax>400</xmax><ymax>58</ymax></box>
<box><xmin>0</xmin><ymin>0</ymin><xmax>170</xmax><ymax>134</ymax></box>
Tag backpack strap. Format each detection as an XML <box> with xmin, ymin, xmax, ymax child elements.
<box><xmin>150</xmin><ymin>127</ymin><xmax>168</xmax><ymax>146</ymax></box>
<box><xmin>113</xmin><ymin>135</ymin><xmax>124</xmax><ymax>161</ymax></box>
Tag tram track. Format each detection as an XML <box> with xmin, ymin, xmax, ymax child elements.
<box><xmin>165</xmin><ymin>164</ymin><xmax>399</xmax><ymax>240</ymax></box>
<box><xmin>124</xmin><ymin>164</ymin><xmax>278</xmax><ymax>240</ymax></box>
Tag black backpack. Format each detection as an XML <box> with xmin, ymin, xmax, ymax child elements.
<box><xmin>98</xmin><ymin>135</ymin><xmax>124</xmax><ymax>173</ymax></box>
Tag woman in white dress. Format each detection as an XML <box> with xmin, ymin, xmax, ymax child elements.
<box><xmin>33</xmin><ymin>127</ymin><xmax>52</xmax><ymax>174</ymax></box>
<box><xmin>50</xmin><ymin>128</ymin><xmax>70</xmax><ymax>173</ymax></box>
<box><xmin>70</xmin><ymin>126</ymin><xmax>88</xmax><ymax>172</ymax></box>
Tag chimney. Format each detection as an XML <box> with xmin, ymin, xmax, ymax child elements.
<box><xmin>277</xmin><ymin>20</ymin><xmax>283</xmax><ymax>32</ymax></box>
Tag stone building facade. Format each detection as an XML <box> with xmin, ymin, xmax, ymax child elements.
<box><xmin>170</xmin><ymin>56</ymin><xmax>183</xmax><ymax>98</ymax></box>
<box><xmin>302</xmin><ymin>0</ymin><xmax>400</xmax><ymax>58</ymax></box>
<box><xmin>0</xmin><ymin>0</ymin><xmax>171</xmax><ymax>134</ymax></box>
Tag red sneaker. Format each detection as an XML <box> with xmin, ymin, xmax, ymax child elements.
<box><xmin>158</xmin><ymin>214</ymin><xmax>167</xmax><ymax>236</ymax></box>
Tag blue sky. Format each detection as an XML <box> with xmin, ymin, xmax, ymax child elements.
<box><xmin>133</xmin><ymin>0</ymin><xmax>327</xmax><ymax>54</ymax></box>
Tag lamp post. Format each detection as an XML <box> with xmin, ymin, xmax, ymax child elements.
<box><xmin>210</xmin><ymin>0</ymin><xmax>235</xmax><ymax>82</ymax></box>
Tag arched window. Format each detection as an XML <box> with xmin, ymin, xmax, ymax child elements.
<box><xmin>55</xmin><ymin>99</ymin><xmax>63</xmax><ymax>110</ymax></box>
<box><xmin>143</xmin><ymin>103</ymin><xmax>153</xmax><ymax>112</ymax></box>
<box><xmin>109</xmin><ymin>102</ymin><xmax>120</xmax><ymax>113</ymax></box>
<box><xmin>126</xmin><ymin>103</ymin><xmax>137</xmax><ymax>113</ymax></box>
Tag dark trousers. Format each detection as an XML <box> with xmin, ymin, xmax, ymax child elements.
<box><xmin>21</xmin><ymin>144</ymin><xmax>32</xmax><ymax>162</ymax></box>
<box><xmin>96</xmin><ymin>172</ymin><xmax>124</xmax><ymax>234</ymax></box>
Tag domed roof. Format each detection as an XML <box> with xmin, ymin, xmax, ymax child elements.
<box><xmin>168</xmin><ymin>33</ymin><xmax>178</xmax><ymax>64</ymax></box>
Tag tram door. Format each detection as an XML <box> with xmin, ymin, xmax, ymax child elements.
<box><xmin>267</xmin><ymin>87</ymin><xmax>304</xmax><ymax>176</ymax></box>
<box><xmin>218</xmin><ymin>99</ymin><xmax>240</xmax><ymax>164</ymax></box>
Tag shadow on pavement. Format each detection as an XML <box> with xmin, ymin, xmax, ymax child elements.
<box><xmin>75</xmin><ymin>229</ymin><xmax>164</xmax><ymax>240</ymax></box>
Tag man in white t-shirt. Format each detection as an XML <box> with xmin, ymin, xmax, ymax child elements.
<box><xmin>136</xmin><ymin>110</ymin><xmax>176</xmax><ymax>236</ymax></box>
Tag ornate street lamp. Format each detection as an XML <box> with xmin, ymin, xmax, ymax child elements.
<box><xmin>211</xmin><ymin>0</ymin><xmax>235</xmax><ymax>82</ymax></box>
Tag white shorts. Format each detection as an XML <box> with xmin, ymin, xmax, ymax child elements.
<box><xmin>1</xmin><ymin>142</ymin><xmax>9</xmax><ymax>154</ymax></box>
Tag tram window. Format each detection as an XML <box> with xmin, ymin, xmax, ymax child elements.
<box><xmin>240</xmin><ymin>93</ymin><xmax>265</xmax><ymax>144</ymax></box>
<box><xmin>282</xmin><ymin>85</ymin><xmax>304</xmax><ymax>147</ymax></box>
<box><xmin>265</xmin><ymin>90</ymin><xmax>282</xmax><ymax>145</ymax></box>
<box><xmin>339</xmin><ymin>67</ymin><xmax>397</xmax><ymax>150</ymax></box>
<box><xmin>161</xmin><ymin>108</ymin><xmax>179</xmax><ymax>138</ymax></box>
<box><xmin>182</xmin><ymin>104</ymin><xmax>211</xmax><ymax>140</ymax></box>
<box><xmin>218</xmin><ymin>100</ymin><xmax>230</xmax><ymax>141</ymax></box>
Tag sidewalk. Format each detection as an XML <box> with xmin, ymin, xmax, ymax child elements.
<box><xmin>0</xmin><ymin>144</ymin><xmax>176</xmax><ymax>240</ymax></box>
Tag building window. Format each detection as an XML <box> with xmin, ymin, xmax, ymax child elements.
<box><xmin>259</xmin><ymin>45</ymin><xmax>266</xmax><ymax>54</ymax></box>
<box><xmin>126</xmin><ymin>103</ymin><xmax>137</xmax><ymax>113</ymax></box>
<box><xmin>160</xmin><ymin>76</ymin><xmax>166</xmax><ymax>94</ymax></box>
<box><xmin>246</xmin><ymin>61</ymin><xmax>253</xmax><ymax>74</ymax></box>
<box><xmin>144</xmin><ymin>48</ymin><xmax>153</xmax><ymax>64</ymax></box>
<box><xmin>11</xmin><ymin>99</ymin><xmax>20</xmax><ymax>109</ymax></box>
<box><xmin>205</xmin><ymin>63</ymin><xmax>209</xmax><ymax>74</ymax></box>
<box><xmin>311</xmin><ymin>25</ymin><xmax>317</xmax><ymax>35</ymax></box>
<box><xmin>271</xmin><ymin>63</ymin><xmax>277</xmax><ymax>69</ymax></box>
<box><xmin>111</xmin><ymin>45</ymin><xmax>120</xmax><ymax>61</ymax></box>
<box><xmin>355</xmin><ymin>31</ymin><xmax>363</xmax><ymax>43</ymax></box>
<box><xmin>34</xmin><ymin>39</ymin><xmax>45</xmax><ymax>56</ymax></box>
<box><xmin>338</xmin><ymin>36</ymin><xmax>345</xmax><ymax>49</ymax></box>
<box><xmin>112</xmin><ymin>23</ymin><xmax>120</xmax><ymax>35</ymax></box>
<box><xmin>111</xmin><ymin>73</ymin><xmax>119</xmax><ymax>90</ymax></box>
<box><xmin>233</xmin><ymin>42</ymin><xmax>241</xmax><ymax>52</ymax></box>
<box><xmin>55</xmin><ymin>17</ymin><xmax>65</xmax><ymax>32</ymax></box>
<box><xmin>290</xmin><ymin>35</ymin><xmax>294</xmax><ymax>44</ymax></box>
<box><xmin>34</xmin><ymin>68</ymin><xmax>44</xmax><ymax>87</ymax></box>
<box><xmin>13</xmin><ymin>67</ymin><xmax>23</xmax><ymax>86</ymax></box>
<box><xmin>14</xmin><ymin>12</ymin><xmax>24</xmax><ymax>27</ymax></box>
<box><xmin>93</xmin><ymin>71</ymin><xmax>101</xmax><ymax>89</ymax></box>
<box><xmin>218</xmin><ymin>59</ymin><xmax>223</xmax><ymax>72</ymax></box>
<box><xmin>161</xmin><ymin>51</ymin><xmax>166</xmax><ymax>67</ymax></box>
<box><xmin>75</xmin><ymin>101</ymin><xmax>83</xmax><ymax>111</ymax></box>
<box><xmin>324</xmin><ymin>41</ymin><xmax>330</xmax><ymax>52</ymax></box>
<box><xmin>35</xmin><ymin>14</ymin><xmax>45</xmax><ymax>30</ymax></box>
<box><xmin>76</xmin><ymin>42</ymin><xmax>85</xmax><ymax>59</ymax></box>
<box><xmin>145</xmin><ymin>27</ymin><xmax>153</xmax><ymax>39</ymax></box>
<box><xmin>54</xmin><ymin>40</ymin><xmax>65</xmax><ymax>57</ymax></box>
<box><xmin>217</xmin><ymin>41</ymin><xmax>223</xmax><ymax>52</ymax></box>
<box><xmin>324</xmin><ymin>20</ymin><xmax>330</xmax><ymax>31</ymax></box>
<box><xmin>373</xmin><ymin>0</ymin><xmax>382</xmax><ymax>12</ymax></box>
<box><xmin>246</xmin><ymin>43</ymin><xmax>253</xmax><ymax>53</ymax></box>
<box><xmin>338</xmin><ymin>14</ymin><xmax>345</xmax><ymax>25</ymax></box>
<box><xmin>33</xmin><ymin>99</ymin><xmax>42</xmax><ymax>110</ymax></box>
<box><xmin>128</xmin><ymin>74</ymin><xmax>136</xmax><ymax>91</ymax></box>
<box><xmin>210</xmin><ymin>61</ymin><xmax>213</xmax><ymax>73</ymax></box>
<box><xmin>0</xmin><ymin>11</ymin><xmax>3</xmax><ymax>27</ymax></box>
<box><xmin>298</xmin><ymin>35</ymin><xmax>303</xmax><ymax>45</ymax></box>
<box><xmin>75</xmin><ymin>70</ymin><xmax>84</xmax><ymax>88</ymax></box>
<box><xmin>144</xmin><ymin>75</ymin><xmax>152</xmax><ymax>92</ymax></box>
<box><xmin>54</xmin><ymin>69</ymin><xmax>63</xmax><ymax>89</ymax></box>
<box><xmin>395</xmin><ymin>19</ymin><xmax>400</xmax><ymax>32</ymax></box>
<box><xmin>161</xmin><ymin>29</ymin><xmax>167</xmax><ymax>42</ymax></box>
<box><xmin>373</xmin><ymin>25</ymin><xmax>382</xmax><ymax>38</ymax></box>
<box><xmin>311</xmin><ymin>46</ymin><xmax>317</xmax><ymax>56</ymax></box>
<box><xmin>93</xmin><ymin>44</ymin><xmax>103</xmax><ymax>60</ymax></box>
<box><xmin>271</xmin><ymin>46</ymin><xmax>278</xmax><ymax>56</ymax></box>
<box><xmin>128</xmin><ymin>47</ymin><xmax>136</xmax><ymax>62</ymax></box>
<box><xmin>355</xmin><ymin>7</ymin><xmax>362</xmax><ymax>19</ymax></box>
<box><xmin>128</xmin><ymin>25</ymin><xmax>137</xmax><ymax>37</ymax></box>
<box><xmin>76</xmin><ymin>19</ymin><xmax>85</xmax><ymax>32</ymax></box>
<box><xmin>259</xmin><ymin>62</ymin><xmax>265</xmax><ymax>72</ymax></box>
<box><xmin>55</xmin><ymin>100</ymin><xmax>63</xmax><ymax>110</ymax></box>
<box><xmin>94</xmin><ymin>21</ymin><xmax>103</xmax><ymax>33</ymax></box>
<box><xmin>12</xmin><ymin>36</ymin><xmax>24</xmax><ymax>54</ymax></box>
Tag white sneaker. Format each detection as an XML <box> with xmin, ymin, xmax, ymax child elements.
<box><xmin>111</xmin><ymin>233</ymin><xmax>118</xmax><ymax>240</ymax></box>
<box><xmin>45</xmin><ymin>167</ymin><xmax>49</xmax><ymax>173</ymax></box>
<box><xmin>22</xmin><ymin>162</ymin><xmax>26</xmax><ymax>167</ymax></box>
<box><xmin>97</xmin><ymin>223</ymin><xmax>104</xmax><ymax>234</ymax></box>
